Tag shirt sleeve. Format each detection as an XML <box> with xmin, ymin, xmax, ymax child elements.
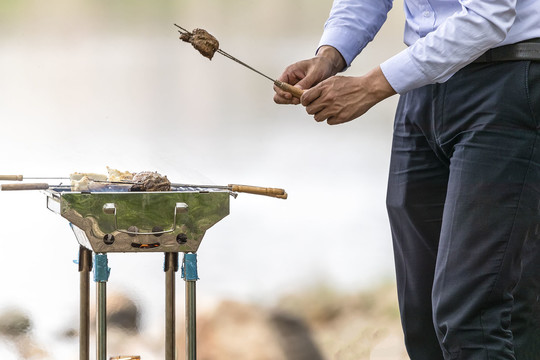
<box><xmin>381</xmin><ymin>0</ymin><xmax>518</xmax><ymax>93</ymax></box>
<box><xmin>318</xmin><ymin>0</ymin><xmax>394</xmax><ymax>67</ymax></box>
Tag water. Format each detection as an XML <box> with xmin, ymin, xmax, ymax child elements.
<box><xmin>0</xmin><ymin>1</ymin><xmax>406</xmax><ymax>357</ymax></box>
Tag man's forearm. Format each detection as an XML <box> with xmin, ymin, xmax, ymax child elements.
<box><xmin>316</xmin><ymin>45</ymin><xmax>347</xmax><ymax>76</ymax></box>
<box><xmin>364</xmin><ymin>65</ymin><xmax>397</xmax><ymax>103</ymax></box>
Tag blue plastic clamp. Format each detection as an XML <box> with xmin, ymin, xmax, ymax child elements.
<box><xmin>182</xmin><ymin>253</ymin><xmax>199</xmax><ymax>281</ymax></box>
<box><xmin>94</xmin><ymin>253</ymin><xmax>111</xmax><ymax>282</ymax></box>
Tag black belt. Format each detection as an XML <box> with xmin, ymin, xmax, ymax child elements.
<box><xmin>473</xmin><ymin>38</ymin><xmax>540</xmax><ymax>63</ymax></box>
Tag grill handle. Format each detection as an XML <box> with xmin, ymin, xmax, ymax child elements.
<box><xmin>0</xmin><ymin>183</ymin><xmax>49</xmax><ymax>191</ymax></box>
<box><xmin>102</xmin><ymin>202</ymin><xmax>189</xmax><ymax>235</ymax></box>
<box><xmin>229</xmin><ymin>184</ymin><xmax>288</xmax><ymax>199</ymax></box>
<box><xmin>274</xmin><ymin>80</ymin><xmax>304</xmax><ymax>99</ymax></box>
<box><xmin>0</xmin><ymin>175</ymin><xmax>23</xmax><ymax>181</ymax></box>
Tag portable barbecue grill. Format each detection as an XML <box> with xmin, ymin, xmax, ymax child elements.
<box><xmin>43</xmin><ymin>184</ymin><xmax>232</xmax><ymax>360</ymax></box>
<box><xmin>45</xmin><ymin>186</ymin><xmax>230</xmax><ymax>253</ymax></box>
<box><xmin>0</xmin><ymin>174</ymin><xmax>286</xmax><ymax>360</ymax></box>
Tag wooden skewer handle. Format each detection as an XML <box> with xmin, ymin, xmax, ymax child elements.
<box><xmin>0</xmin><ymin>183</ymin><xmax>50</xmax><ymax>191</ymax></box>
<box><xmin>0</xmin><ymin>175</ymin><xmax>23</xmax><ymax>181</ymax></box>
<box><xmin>274</xmin><ymin>81</ymin><xmax>304</xmax><ymax>99</ymax></box>
<box><xmin>229</xmin><ymin>184</ymin><xmax>287</xmax><ymax>199</ymax></box>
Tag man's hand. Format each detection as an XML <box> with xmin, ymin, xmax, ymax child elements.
<box><xmin>301</xmin><ymin>66</ymin><xmax>396</xmax><ymax>125</ymax></box>
<box><xmin>273</xmin><ymin>46</ymin><xmax>346</xmax><ymax>105</ymax></box>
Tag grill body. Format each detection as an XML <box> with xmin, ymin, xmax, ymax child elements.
<box><xmin>46</xmin><ymin>189</ymin><xmax>230</xmax><ymax>253</ymax></box>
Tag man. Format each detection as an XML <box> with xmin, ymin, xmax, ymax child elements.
<box><xmin>274</xmin><ymin>1</ymin><xmax>540</xmax><ymax>359</ymax></box>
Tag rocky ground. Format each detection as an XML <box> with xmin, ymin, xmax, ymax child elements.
<box><xmin>176</xmin><ymin>282</ymin><xmax>408</xmax><ymax>360</ymax></box>
<box><xmin>274</xmin><ymin>282</ymin><xmax>408</xmax><ymax>360</ymax></box>
<box><xmin>0</xmin><ymin>282</ymin><xmax>408</xmax><ymax>360</ymax></box>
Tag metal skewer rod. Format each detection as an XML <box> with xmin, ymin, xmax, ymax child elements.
<box><xmin>172</xmin><ymin>183</ymin><xmax>288</xmax><ymax>199</ymax></box>
<box><xmin>174</xmin><ymin>24</ymin><xmax>190</xmax><ymax>34</ymax></box>
<box><xmin>174</xmin><ymin>24</ymin><xmax>304</xmax><ymax>98</ymax></box>
<box><xmin>76</xmin><ymin>180</ymin><xmax>287</xmax><ymax>198</ymax></box>
<box><xmin>0</xmin><ymin>181</ymin><xmax>288</xmax><ymax>198</ymax></box>
<box><xmin>0</xmin><ymin>175</ymin><xmax>287</xmax><ymax>198</ymax></box>
<box><xmin>215</xmin><ymin>48</ymin><xmax>275</xmax><ymax>82</ymax></box>
<box><xmin>87</xmin><ymin>180</ymin><xmax>287</xmax><ymax>198</ymax></box>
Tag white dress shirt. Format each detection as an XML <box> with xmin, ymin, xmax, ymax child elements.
<box><xmin>318</xmin><ymin>0</ymin><xmax>540</xmax><ymax>93</ymax></box>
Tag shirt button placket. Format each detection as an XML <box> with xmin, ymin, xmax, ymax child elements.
<box><xmin>418</xmin><ymin>1</ymin><xmax>435</xmax><ymax>37</ymax></box>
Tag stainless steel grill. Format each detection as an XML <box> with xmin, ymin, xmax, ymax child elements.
<box><xmin>1</xmin><ymin>177</ymin><xmax>286</xmax><ymax>360</ymax></box>
<box><xmin>45</xmin><ymin>187</ymin><xmax>230</xmax><ymax>253</ymax></box>
<box><xmin>43</xmin><ymin>186</ymin><xmax>235</xmax><ymax>360</ymax></box>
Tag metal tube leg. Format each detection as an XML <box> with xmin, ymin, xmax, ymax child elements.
<box><xmin>165</xmin><ymin>252</ymin><xmax>179</xmax><ymax>360</ymax></box>
<box><xmin>97</xmin><ymin>282</ymin><xmax>107</xmax><ymax>360</ymax></box>
<box><xmin>185</xmin><ymin>281</ymin><xmax>196</xmax><ymax>360</ymax></box>
<box><xmin>182</xmin><ymin>253</ymin><xmax>198</xmax><ymax>360</ymax></box>
<box><xmin>94</xmin><ymin>253</ymin><xmax>111</xmax><ymax>360</ymax></box>
<box><xmin>78</xmin><ymin>246</ymin><xmax>92</xmax><ymax>360</ymax></box>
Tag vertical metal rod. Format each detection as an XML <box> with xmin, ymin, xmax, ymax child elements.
<box><xmin>94</xmin><ymin>253</ymin><xmax>110</xmax><ymax>360</ymax></box>
<box><xmin>185</xmin><ymin>281</ymin><xmax>197</xmax><ymax>360</ymax></box>
<box><xmin>78</xmin><ymin>247</ymin><xmax>92</xmax><ymax>360</ymax></box>
<box><xmin>96</xmin><ymin>282</ymin><xmax>107</xmax><ymax>360</ymax></box>
<box><xmin>165</xmin><ymin>252</ymin><xmax>179</xmax><ymax>360</ymax></box>
<box><xmin>183</xmin><ymin>253</ymin><xmax>198</xmax><ymax>360</ymax></box>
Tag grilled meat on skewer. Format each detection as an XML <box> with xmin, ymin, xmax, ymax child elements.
<box><xmin>178</xmin><ymin>27</ymin><xmax>219</xmax><ymax>60</ymax></box>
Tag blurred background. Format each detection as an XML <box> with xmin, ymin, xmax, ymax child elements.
<box><xmin>0</xmin><ymin>1</ymin><xmax>407</xmax><ymax>359</ymax></box>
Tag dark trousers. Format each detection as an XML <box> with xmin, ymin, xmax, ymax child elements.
<box><xmin>386</xmin><ymin>61</ymin><xmax>540</xmax><ymax>359</ymax></box>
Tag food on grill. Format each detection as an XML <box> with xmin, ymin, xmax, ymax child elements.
<box><xmin>130</xmin><ymin>171</ymin><xmax>171</xmax><ymax>192</ymax></box>
<box><xmin>70</xmin><ymin>172</ymin><xmax>108</xmax><ymax>182</ymax></box>
<box><xmin>70</xmin><ymin>168</ymin><xmax>133</xmax><ymax>191</ymax></box>
<box><xmin>180</xmin><ymin>28</ymin><xmax>219</xmax><ymax>60</ymax></box>
<box><xmin>69</xmin><ymin>168</ymin><xmax>170</xmax><ymax>192</ymax></box>
<box><xmin>107</xmin><ymin>167</ymin><xmax>134</xmax><ymax>182</ymax></box>
<box><xmin>71</xmin><ymin>175</ymin><xmax>90</xmax><ymax>191</ymax></box>
<box><xmin>70</xmin><ymin>172</ymin><xmax>108</xmax><ymax>191</ymax></box>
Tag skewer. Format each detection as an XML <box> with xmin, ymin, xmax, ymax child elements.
<box><xmin>0</xmin><ymin>183</ymin><xmax>70</xmax><ymax>191</ymax></box>
<box><xmin>92</xmin><ymin>180</ymin><xmax>287</xmax><ymax>199</ymax></box>
<box><xmin>175</xmin><ymin>183</ymin><xmax>287</xmax><ymax>199</ymax></box>
<box><xmin>0</xmin><ymin>175</ymin><xmax>68</xmax><ymax>181</ymax></box>
<box><xmin>0</xmin><ymin>177</ymin><xmax>287</xmax><ymax>199</ymax></box>
<box><xmin>174</xmin><ymin>24</ymin><xmax>304</xmax><ymax>99</ymax></box>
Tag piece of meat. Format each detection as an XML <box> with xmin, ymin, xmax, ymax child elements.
<box><xmin>130</xmin><ymin>171</ymin><xmax>171</xmax><ymax>192</ymax></box>
<box><xmin>180</xmin><ymin>28</ymin><xmax>219</xmax><ymax>60</ymax></box>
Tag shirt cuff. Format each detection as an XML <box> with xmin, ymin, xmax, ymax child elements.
<box><xmin>318</xmin><ymin>27</ymin><xmax>364</xmax><ymax>68</ymax></box>
<box><xmin>380</xmin><ymin>48</ymin><xmax>428</xmax><ymax>94</ymax></box>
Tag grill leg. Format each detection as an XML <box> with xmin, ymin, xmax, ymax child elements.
<box><xmin>78</xmin><ymin>246</ymin><xmax>92</xmax><ymax>360</ymax></box>
<box><xmin>183</xmin><ymin>253</ymin><xmax>198</xmax><ymax>360</ymax></box>
<box><xmin>94</xmin><ymin>253</ymin><xmax>111</xmax><ymax>360</ymax></box>
<box><xmin>165</xmin><ymin>252</ymin><xmax>179</xmax><ymax>360</ymax></box>
<box><xmin>185</xmin><ymin>281</ymin><xmax>196</xmax><ymax>360</ymax></box>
